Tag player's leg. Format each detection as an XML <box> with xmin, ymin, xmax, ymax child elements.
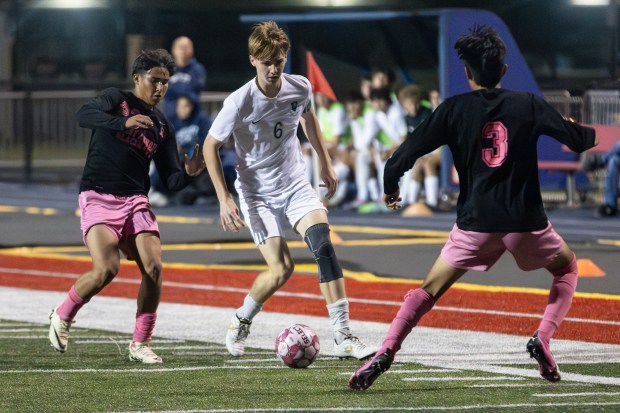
<box><xmin>127</xmin><ymin>231</ymin><xmax>163</xmax><ymax>364</ymax></box>
<box><xmin>296</xmin><ymin>209</ymin><xmax>376</xmax><ymax>360</ymax></box>
<box><xmin>349</xmin><ymin>257</ymin><xmax>466</xmax><ymax>391</ymax></box>
<box><xmin>506</xmin><ymin>224</ymin><xmax>576</xmax><ymax>382</ymax></box>
<box><xmin>49</xmin><ymin>225</ymin><xmax>121</xmax><ymax>353</ymax></box>
<box><xmin>225</xmin><ymin>236</ymin><xmax>294</xmax><ymax>357</ymax></box>
<box><xmin>350</xmin><ymin>225</ymin><xmax>501</xmax><ymax>390</ymax></box>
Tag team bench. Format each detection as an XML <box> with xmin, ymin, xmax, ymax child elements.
<box><xmin>538</xmin><ymin>124</ymin><xmax>620</xmax><ymax>206</ymax></box>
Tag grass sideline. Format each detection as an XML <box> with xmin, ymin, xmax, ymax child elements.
<box><xmin>1</xmin><ymin>320</ymin><xmax>620</xmax><ymax>413</ymax></box>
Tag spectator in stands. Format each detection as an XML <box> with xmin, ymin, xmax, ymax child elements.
<box><xmin>589</xmin><ymin>141</ymin><xmax>620</xmax><ymax>217</ymax></box>
<box><xmin>149</xmin><ymin>92</ymin><xmax>213</xmax><ymax>206</ymax></box>
<box><xmin>163</xmin><ymin>36</ymin><xmax>207</xmax><ymax>121</ymax></box>
<box><xmin>370</xmin><ymin>66</ymin><xmax>402</xmax><ymax>111</ymax></box>
<box><xmin>398</xmin><ymin>85</ymin><xmax>439</xmax><ymax>208</ymax></box>
<box><xmin>367</xmin><ymin>87</ymin><xmax>406</xmax><ymax>196</ymax></box>
<box><xmin>171</xmin><ymin>93</ymin><xmax>214</xmax><ymax>204</ymax></box>
<box><xmin>151</xmin><ymin>36</ymin><xmax>208</xmax><ymax>206</ymax></box>
<box><xmin>344</xmin><ymin>90</ymin><xmax>379</xmax><ymax>207</ymax></box>
<box><xmin>315</xmin><ymin>91</ymin><xmax>351</xmax><ymax>206</ymax></box>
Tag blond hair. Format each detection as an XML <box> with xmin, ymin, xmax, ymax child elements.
<box><xmin>248</xmin><ymin>21</ymin><xmax>290</xmax><ymax>61</ymax></box>
<box><xmin>398</xmin><ymin>84</ymin><xmax>422</xmax><ymax>105</ymax></box>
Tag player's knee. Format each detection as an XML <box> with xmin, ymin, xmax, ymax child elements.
<box><xmin>303</xmin><ymin>223</ymin><xmax>343</xmax><ymax>283</ymax></box>
<box><xmin>90</xmin><ymin>263</ymin><xmax>119</xmax><ymax>289</ymax></box>
<box><xmin>270</xmin><ymin>261</ymin><xmax>294</xmax><ymax>287</ymax></box>
<box><xmin>142</xmin><ymin>260</ymin><xmax>163</xmax><ymax>285</ymax></box>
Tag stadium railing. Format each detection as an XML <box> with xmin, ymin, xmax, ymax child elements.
<box><xmin>0</xmin><ymin>89</ymin><xmax>617</xmax><ymax>190</ymax></box>
<box><xmin>0</xmin><ymin>91</ymin><xmax>226</xmax><ymax>183</ymax></box>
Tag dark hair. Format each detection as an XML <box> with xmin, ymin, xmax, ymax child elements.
<box><xmin>369</xmin><ymin>87</ymin><xmax>392</xmax><ymax>103</ymax></box>
<box><xmin>131</xmin><ymin>49</ymin><xmax>175</xmax><ymax>77</ymax></box>
<box><xmin>344</xmin><ymin>89</ymin><xmax>364</xmax><ymax>103</ymax></box>
<box><xmin>454</xmin><ymin>25</ymin><xmax>506</xmax><ymax>88</ymax></box>
<box><xmin>370</xmin><ymin>66</ymin><xmax>396</xmax><ymax>86</ymax></box>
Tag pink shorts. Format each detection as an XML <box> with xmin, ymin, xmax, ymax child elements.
<box><xmin>78</xmin><ymin>191</ymin><xmax>159</xmax><ymax>259</ymax></box>
<box><xmin>440</xmin><ymin>222</ymin><xmax>564</xmax><ymax>271</ymax></box>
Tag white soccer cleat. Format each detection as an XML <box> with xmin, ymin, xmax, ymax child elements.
<box><xmin>48</xmin><ymin>308</ymin><xmax>73</xmax><ymax>353</ymax></box>
<box><xmin>333</xmin><ymin>335</ymin><xmax>377</xmax><ymax>360</ymax></box>
<box><xmin>225</xmin><ymin>314</ymin><xmax>252</xmax><ymax>357</ymax></box>
<box><xmin>128</xmin><ymin>341</ymin><xmax>163</xmax><ymax>364</ymax></box>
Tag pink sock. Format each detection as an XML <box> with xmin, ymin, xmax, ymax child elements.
<box><xmin>56</xmin><ymin>286</ymin><xmax>88</xmax><ymax>321</ymax></box>
<box><xmin>381</xmin><ymin>288</ymin><xmax>435</xmax><ymax>353</ymax></box>
<box><xmin>133</xmin><ymin>312</ymin><xmax>157</xmax><ymax>342</ymax></box>
<box><xmin>537</xmin><ymin>256</ymin><xmax>578</xmax><ymax>343</ymax></box>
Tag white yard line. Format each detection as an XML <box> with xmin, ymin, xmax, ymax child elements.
<box><xmin>110</xmin><ymin>402</ymin><xmax>620</xmax><ymax>412</ymax></box>
<box><xmin>533</xmin><ymin>392</ymin><xmax>620</xmax><ymax>397</ymax></box>
<box><xmin>402</xmin><ymin>376</ymin><xmax>525</xmax><ymax>382</ymax></box>
<box><xmin>1</xmin><ymin>267</ymin><xmax>618</xmax><ymax>326</ymax></box>
<box><xmin>0</xmin><ymin>286</ymin><xmax>619</xmax><ymax>388</ymax></box>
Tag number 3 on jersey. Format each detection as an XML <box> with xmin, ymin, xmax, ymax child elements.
<box><xmin>481</xmin><ymin>121</ymin><xmax>507</xmax><ymax>167</ymax></box>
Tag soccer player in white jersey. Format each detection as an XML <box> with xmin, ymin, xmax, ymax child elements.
<box><xmin>202</xmin><ymin>21</ymin><xmax>375</xmax><ymax>360</ymax></box>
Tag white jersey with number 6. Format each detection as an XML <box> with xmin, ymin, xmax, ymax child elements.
<box><xmin>208</xmin><ymin>73</ymin><xmax>312</xmax><ymax>196</ymax></box>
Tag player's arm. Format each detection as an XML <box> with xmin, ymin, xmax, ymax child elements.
<box><xmin>76</xmin><ymin>89</ymin><xmax>128</xmax><ymax>132</ymax></box>
<box><xmin>154</xmin><ymin>123</ymin><xmax>203</xmax><ymax>192</ymax></box>
<box><xmin>300</xmin><ymin>108</ymin><xmax>337</xmax><ymax>199</ymax></box>
<box><xmin>203</xmin><ymin>134</ymin><xmax>245</xmax><ymax>232</ymax></box>
<box><xmin>534</xmin><ymin>96</ymin><xmax>597</xmax><ymax>152</ymax></box>
<box><xmin>383</xmin><ymin>105</ymin><xmax>449</xmax><ymax>203</ymax></box>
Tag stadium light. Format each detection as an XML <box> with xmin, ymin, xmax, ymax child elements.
<box><xmin>25</xmin><ymin>0</ymin><xmax>111</xmax><ymax>8</ymax></box>
<box><xmin>571</xmin><ymin>0</ymin><xmax>609</xmax><ymax>6</ymax></box>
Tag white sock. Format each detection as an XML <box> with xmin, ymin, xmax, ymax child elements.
<box><xmin>425</xmin><ymin>176</ymin><xmax>439</xmax><ymax>207</ymax></box>
<box><xmin>326</xmin><ymin>298</ymin><xmax>351</xmax><ymax>344</ymax></box>
<box><xmin>236</xmin><ymin>294</ymin><xmax>263</xmax><ymax>321</ymax></box>
<box><xmin>368</xmin><ymin>178</ymin><xmax>379</xmax><ymax>201</ymax></box>
<box><xmin>408</xmin><ymin>180</ymin><xmax>421</xmax><ymax>205</ymax></box>
<box><xmin>355</xmin><ymin>152</ymin><xmax>370</xmax><ymax>202</ymax></box>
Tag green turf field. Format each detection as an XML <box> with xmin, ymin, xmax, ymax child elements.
<box><xmin>1</xmin><ymin>320</ymin><xmax>619</xmax><ymax>413</ymax></box>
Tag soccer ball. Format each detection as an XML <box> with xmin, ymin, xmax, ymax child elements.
<box><xmin>275</xmin><ymin>324</ymin><xmax>320</xmax><ymax>368</ymax></box>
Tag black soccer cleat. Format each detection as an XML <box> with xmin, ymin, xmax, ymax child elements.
<box><xmin>527</xmin><ymin>332</ymin><xmax>561</xmax><ymax>383</ymax></box>
<box><xmin>348</xmin><ymin>351</ymin><xmax>393</xmax><ymax>391</ymax></box>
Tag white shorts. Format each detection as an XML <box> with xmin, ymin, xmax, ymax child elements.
<box><xmin>237</xmin><ymin>180</ymin><xmax>326</xmax><ymax>245</ymax></box>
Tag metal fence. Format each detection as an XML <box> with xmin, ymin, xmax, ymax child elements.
<box><xmin>0</xmin><ymin>89</ymin><xmax>618</xmax><ymax>182</ymax></box>
<box><xmin>0</xmin><ymin>91</ymin><xmax>227</xmax><ymax>182</ymax></box>
<box><xmin>542</xmin><ymin>89</ymin><xmax>620</xmax><ymax>125</ymax></box>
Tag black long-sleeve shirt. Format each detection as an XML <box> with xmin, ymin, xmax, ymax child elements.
<box><xmin>384</xmin><ymin>88</ymin><xmax>596</xmax><ymax>233</ymax></box>
<box><xmin>77</xmin><ymin>88</ymin><xmax>191</xmax><ymax>196</ymax></box>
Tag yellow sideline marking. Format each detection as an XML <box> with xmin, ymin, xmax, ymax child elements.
<box><xmin>331</xmin><ymin>224</ymin><xmax>449</xmax><ymax>237</ymax></box>
<box><xmin>0</xmin><ymin>205</ymin><xmax>59</xmax><ymax>216</ymax></box>
<box><xmin>599</xmin><ymin>239</ymin><xmax>620</xmax><ymax>247</ymax></box>
<box><xmin>1</xmin><ymin>249</ymin><xmax>619</xmax><ymax>301</ymax></box>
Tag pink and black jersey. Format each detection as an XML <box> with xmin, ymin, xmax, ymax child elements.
<box><xmin>77</xmin><ymin>88</ymin><xmax>191</xmax><ymax>196</ymax></box>
<box><xmin>384</xmin><ymin>88</ymin><xmax>596</xmax><ymax>233</ymax></box>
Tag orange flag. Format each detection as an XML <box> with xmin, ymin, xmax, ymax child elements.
<box><xmin>306</xmin><ymin>51</ymin><xmax>337</xmax><ymax>101</ymax></box>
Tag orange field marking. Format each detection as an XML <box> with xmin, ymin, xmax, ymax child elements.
<box><xmin>577</xmin><ymin>259</ymin><xmax>606</xmax><ymax>277</ymax></box>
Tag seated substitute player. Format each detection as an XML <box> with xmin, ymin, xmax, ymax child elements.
<box><xmin>203</xmin><ymin>21</ymin><xmax>375</xmax><ymax>360</ymax></box>
<box><xmin>48</xmin><ymin>49</ymin><xmax>205</xmax><ymax>364</ymax></box>
<box><xmin>349</xmin><ymin>25</ymin><xmax>597</xmax><ymax>390</ymax></box>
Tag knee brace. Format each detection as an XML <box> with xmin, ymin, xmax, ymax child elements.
<box><xmin>303</xmin><ymin>223</ymin><xmax>343</xmax><ymax>283</ymax></box>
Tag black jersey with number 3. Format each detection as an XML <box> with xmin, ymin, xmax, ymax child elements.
<box><xmin>384</xmin><ymin>88</ymin><xmax>596</xmax><ymax>233</ymax></box>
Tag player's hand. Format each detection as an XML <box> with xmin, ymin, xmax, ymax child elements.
<box><xmin>125</xmin><ymin>115</ymin><xmax>154</xmax><ymax>130</ymax></box>
<box><xmin>184</xmin><ymin>144</ymin><xmax>206</xmax><ymax>176</ymax></box>
<box><xmin>383</xmin><ymin>190</ymin><xmax>402</xmax><ymax>210</ymax></box>
<box><xmin>219</xmin><ymin>196</ymin><xmax>246</xmax><ymax>232</ymax></box>
<box><xmin>319</xmin><ymin>163</ymin><xmax>338</xmax><ymax>199</ymax></box>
